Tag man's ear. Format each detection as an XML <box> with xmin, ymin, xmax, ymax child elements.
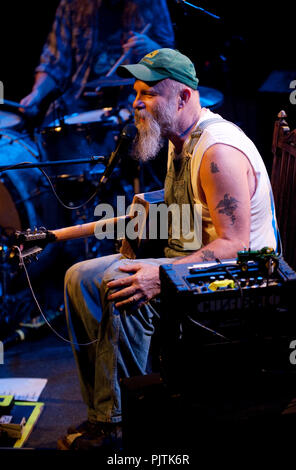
<box><xmin>178</xmin><ymin>88</ymin><xmax>191</xmax><ymax>109</ymax></box>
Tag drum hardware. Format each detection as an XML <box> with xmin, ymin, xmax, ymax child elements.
<box><xmin>84</xmin><ymin>78</ymin><xmax>135</xmax><ymax>93</ymax></box>
<box><xmin>0</xmin><ymin>239</ymin><xmax>31</xmax><ymax>340</ymax></box>
<box><xmin>35</xmin><ymin>106</ymin><xmax>125</xmax><ymax>177</ymax></box>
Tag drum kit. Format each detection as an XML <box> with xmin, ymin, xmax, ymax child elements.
<box><xmin>0</xmin><ymin>75</ymin><xmax>224</xmax><ymax>342</ymax></box>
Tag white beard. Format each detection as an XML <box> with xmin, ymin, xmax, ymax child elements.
<box><xmin>131</xmin><ymin>111</ymin><xmax>163</xmax><ymax>162</ymax></box>
<box><xmin>131</xmin><ymin>101</ymin><xmax>176</xmax><ymax>162</ymax></box>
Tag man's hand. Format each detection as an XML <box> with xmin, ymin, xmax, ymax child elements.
<box><xmin>19</xmin><ymin>73</ymin><xmax>57</xmax><ymax>117</ymax></box>
<box><xmin>123</xmin><ymin>32</ymin><xmax>159</xmax><ymax>57</ymax></box>
<box><xmin>107</xmin><ymin>263</ymin><xmax>161</xmax><ymax>309</ymax></box>
<box><xmin>19</xmin><ymin>89</ymin><xmax>42</xmax><ymax>116</ymax></box>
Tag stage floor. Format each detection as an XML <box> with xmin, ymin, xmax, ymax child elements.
<box><xmin>1</xmin><ymin>326</ymin><xmax>86</xmax><ymax>450</ymax></box>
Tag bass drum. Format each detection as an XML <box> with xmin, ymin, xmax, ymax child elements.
<box><xmin>0</xmin><ymin>130</ymin><xmax>62</xmax><ymax>235</ymax></box>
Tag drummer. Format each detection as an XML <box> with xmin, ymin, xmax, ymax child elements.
<box><xmin>20</xmin><ymin>0</ymin><xmax>174</xmax><ymax>125</ymax></box>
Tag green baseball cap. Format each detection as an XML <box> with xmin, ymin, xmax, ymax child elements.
<box><xmin>117</xmin><ymin>48</ymin><xmax>199</xmax><ymax>90</ymax></box>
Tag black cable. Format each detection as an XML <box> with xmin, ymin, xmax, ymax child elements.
<box><xmin>38</xmin><ymin>166</ymin><xmax>101</xmax><ymax>210</ymax></box>
<box><xmin>13</xmin><ymin>245</ymin><xmax>100</xmax><ymax>346</ymax></box>
<box><xmin>0</xmin><ymin>161</ymin><xmax>102</xmax><ymax>210</ymax></box>
<box><xmin>186</xmin><ymin>314</ymin><xmax>230</xmax><ymax>341</ymax></box>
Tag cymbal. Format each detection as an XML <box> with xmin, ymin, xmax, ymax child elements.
<box><xmin>0</xmin><ymin>110</ymin><xmax>22</xmax><ymax>128</ymax></box>
<box><xmin>85</xmin><ymin>77</ymin><xmax>135</xmax><ymax>89</ymax></box>
<box><xmin>199</xmin><ymin>86</ymin><xmax>224</xmax><ymax>110</ymax></box>
<box><xmin>84</xmin><ymin>79</ymin><xmax>224</xmax><ymax>110</ymax></box>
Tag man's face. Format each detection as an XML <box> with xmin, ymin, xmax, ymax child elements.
<box><xmin>131</xmin><ymin>80</ymin><xmax>178</xmax><ymax>162</ymax></box>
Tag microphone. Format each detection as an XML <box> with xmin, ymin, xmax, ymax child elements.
<box><xmin>99</xmin><ymin>123</ymin><xmax>137</xmax><ymax>185</ymax></box>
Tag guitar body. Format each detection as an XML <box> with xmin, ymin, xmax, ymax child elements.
<box><xmin>120</xmin><ymin>189</ymin><xmax>166</xmax><ymax>259</ymax></box>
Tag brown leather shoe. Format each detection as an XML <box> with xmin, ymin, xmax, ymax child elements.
<box><xmin>57</xmin><ymin>422</ymin><xmax>123</xmax><ymax>451</ymax></box>
<box><xmin>67</xmin><ymin>420</ymin><xmax>102</xmax><ymax>435</ymax></box>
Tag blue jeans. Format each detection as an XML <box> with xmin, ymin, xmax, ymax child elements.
<box><xmin>64</xmin><ymin>253</ymin><xmax>175</xmax><ymax>424</ymax></box>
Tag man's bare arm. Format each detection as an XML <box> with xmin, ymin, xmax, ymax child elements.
<box><xmin>173</xmin><ymin>143</ymin><xmax>254</xmax><ymax>265</ymax></box>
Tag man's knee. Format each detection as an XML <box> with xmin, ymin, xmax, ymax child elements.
<box><xmin>65</xmin><ymin>254</ymin><xmax>122</xmax><ymax>297</ymax></box>
<box><xmin>101</xmin><ymin>258</ymin><xmax>136</xmax><ymax>288</ymax></box>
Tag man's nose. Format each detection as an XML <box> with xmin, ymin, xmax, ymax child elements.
<box><xmin>132</xmin><ymin>96</ymin><xmax>145</xmax><ymax>110</ymax></box>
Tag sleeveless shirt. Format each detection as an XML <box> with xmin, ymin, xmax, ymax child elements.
<box><xmin>164</xmin><ymin>108</ymin><xmax>278</xmax><ymax>258</ymax></box>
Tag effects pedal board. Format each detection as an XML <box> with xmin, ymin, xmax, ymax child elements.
<box><xmin>159</xmin><ymin>250</ymin><xmax>296</xmax><ymax>405</ymax></box>
<box><xmin>160</xmin><ymin>254</ymin><xmax>296</xmax><ymax>318</ymax></box>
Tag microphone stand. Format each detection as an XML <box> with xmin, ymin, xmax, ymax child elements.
<box><xmin>174</xmin><ymin>0</ymin><xmax>221</xmax><ymax>20</ymax></box>
<box><xmin>0</xmin><ymin>156</ymin><xmax>105</xmax><ymax>173</ymax></box>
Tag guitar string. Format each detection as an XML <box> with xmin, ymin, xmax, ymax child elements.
<box><xmin>13</xmin><ymin>245</ymin><xmax>100</xmax><ymax>347</ymax></box>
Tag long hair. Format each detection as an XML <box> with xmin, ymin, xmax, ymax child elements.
<box><xmin>122</xmin><ymin>0</ymin><xmax>154</xmax><ymax>34</ymax></box>
<box><xmin>73</xmin><ymin>0</ymin><xmax>154</xmax><ymax>38</ymax></box>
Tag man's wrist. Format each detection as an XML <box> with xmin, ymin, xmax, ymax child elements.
<box><xmin>33</xmin><ymin>73</ymin><xmax>57</xmax><ymax>100</ymax></box>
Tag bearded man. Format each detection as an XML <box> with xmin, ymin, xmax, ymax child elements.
<box><xmin>58</xmin><ymin>49</ymin><xmax>279</xmax><ymax>450</ymax></box>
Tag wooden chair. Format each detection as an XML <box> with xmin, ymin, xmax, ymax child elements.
<box><xmin>271</xmin><ymin>110</ymin><xmax>296</xmax><ymax>270</ymax></box>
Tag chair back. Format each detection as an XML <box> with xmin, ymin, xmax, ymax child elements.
<box><xmin>271</xmin><ymin>110</ymin><xmax>296</xmax><ymax>270</ymax></box>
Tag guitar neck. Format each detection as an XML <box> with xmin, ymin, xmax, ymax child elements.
<box><xmin>51</xmin><ymin>215</ymin><xmax>131</xmax><ymax>242</ymax></box>
<box><xmin>15</xmin><ymin>189</ymin><xmax>165</xmax><ymax>263</ymax></box>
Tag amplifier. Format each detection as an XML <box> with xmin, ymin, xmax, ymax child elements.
<box><xmin>159</xmin><ymin>253</ymin><xmax>296</xmax><ymax>394</ymax></box>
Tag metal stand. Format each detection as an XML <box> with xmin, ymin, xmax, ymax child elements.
<box><xmin>0</xmin><ymin>241</ymin><xmax>19</xmax><ymax>337</ymax></box>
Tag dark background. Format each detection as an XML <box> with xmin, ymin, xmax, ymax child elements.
<box><xmin>1</xmin><ymin>0</ymin><xmax>295</xmax><ymax>166</ymax></box>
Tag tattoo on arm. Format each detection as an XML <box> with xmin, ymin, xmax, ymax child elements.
<box><xmin>215</xmin><ymin>193</ymin><xmax>239</xmax><ymax>225</ymax></box>
<box><xmin>200</xmin><ymin>249</ymin><xmax>216</xmax><ymax>262</ymax></box>
<box><xmin>210</xmin><ymin>161</ymin><xmax>219</xmax><ymax>173</ymax></box>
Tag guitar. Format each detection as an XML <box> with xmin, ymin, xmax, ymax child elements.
<box><xmin>10</xmin><ymin>189</ymin><xmax>166</xmax><ymax>263</ymax></box>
